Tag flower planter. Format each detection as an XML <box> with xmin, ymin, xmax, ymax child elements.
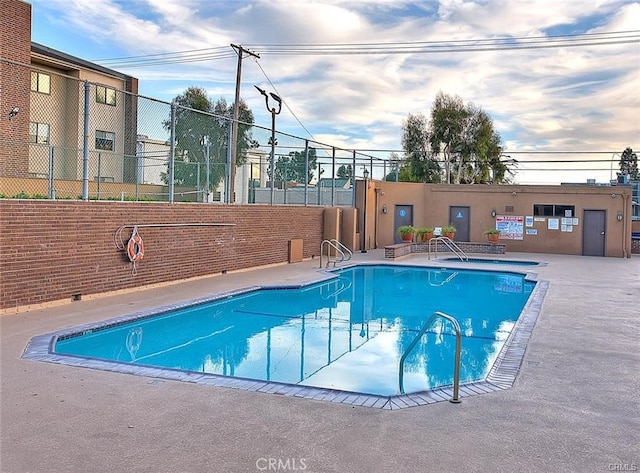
<box><xmin>486</xmin><ymin>233</ymin><xmax>500</xmax><ymax>244</ymax></box>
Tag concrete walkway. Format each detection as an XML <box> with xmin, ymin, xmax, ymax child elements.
<box><xmin>1</xmin><ymin>252</ymin><xmax>639</xmax><ymax>472</ymax></box>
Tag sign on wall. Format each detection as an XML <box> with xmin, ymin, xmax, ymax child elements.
<box><xmin>496</xmin><ymin>215</ymin><xmax>524</xmax><ymax>240</ymax></box>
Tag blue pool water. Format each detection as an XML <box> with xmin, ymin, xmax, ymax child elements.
<box><xmin>54</xmin><ymin>265</ymin><xmax>536</xmax><ymax>397</ymax></box>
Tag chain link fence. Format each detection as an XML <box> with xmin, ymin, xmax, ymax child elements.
<box><xmin>1</xmin><ymin>60</ymin><xmax>398</xmax><ymax>205</ymax></box>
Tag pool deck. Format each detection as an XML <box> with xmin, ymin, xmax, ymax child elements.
<box><xmin>1</xmin><ymin>252</ymin><xmax>639</xmax><ymax>472</ymax></box>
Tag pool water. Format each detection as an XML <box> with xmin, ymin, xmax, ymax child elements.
<box><xmin>54</xmin><ymin>265</ymin><xmax>536</xmax><ymax>396</ymax></box>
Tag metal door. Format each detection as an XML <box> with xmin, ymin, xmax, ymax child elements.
<box><xmin>394</xmin><ymin>205</ymin><xmax>413</xmax><ymax>243</ymax></box>
<box><xmin>449</xmin><ymin>206</ymin><xmax>470</xmax><ymax>242</ymax></box>
<box><xmin>582</xmin><ymin>210</ymin><xmax>606</xmax><ymax>256</ymax></box>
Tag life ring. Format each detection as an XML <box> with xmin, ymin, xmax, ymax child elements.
<box><xmin>127</xmin><ymin>228</ymin><xmax>144</xmax><ymax>262</ymax></box>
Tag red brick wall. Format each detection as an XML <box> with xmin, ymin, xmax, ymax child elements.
<box><xmin>0</xmin><ymin>0</ymin><xmax>32</xmax><ymax>177</ymax></box>
<box><xmin>0</xmin><ymin>200</ymin><xmax>325</xmax><ymax>310</ymax></box>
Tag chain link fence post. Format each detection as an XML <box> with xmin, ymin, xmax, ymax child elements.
<box><xmin>168</xmin><ymin>100</ymin><xmax>176</xmax><ymax>203</ymax></box>
<box><xmin>82</xmin><ymin>80</ymin><xmax>90</xmax><ymax>200</ymax></box>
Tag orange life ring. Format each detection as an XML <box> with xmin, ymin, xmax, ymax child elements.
<box><xmin>127</xmin><ymin>232</ymin><xmax>144</xmax><ymax>262</ymax></box>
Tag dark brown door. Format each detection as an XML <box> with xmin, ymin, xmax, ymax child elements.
<box><xmin>582</xmin><ymin>210</ymin><xmax>606</xmax><ymax>256</ymax></box>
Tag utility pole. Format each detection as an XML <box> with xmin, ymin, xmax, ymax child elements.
<box><xmin>230</xmin><ymin>44</ymin><xmax>260</xmax><ymax>203</ymax></box>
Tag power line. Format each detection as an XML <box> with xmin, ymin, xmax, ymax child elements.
<box><xmin>246</xmin><ymin>30</ymin><xmax>640</xmax><ymax>55</ymax></box>
<box><xmin>94</xmin><ymin>45</ymin><xmax>231</xmax><ymax>62</ymax></box>
<box><xmin>91</xmin><ymin>30</ymin><xmax>639</xmax><ymax>68</ymax></box>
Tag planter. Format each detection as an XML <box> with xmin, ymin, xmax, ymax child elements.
<box><xmin>486</xmin><ymin>233</ymin><xmax>500</xmax><ymax>244</ymax></box>
<box><xmin>444</xmin><ymin>232</ymin><xmax>455</xmax><ymax>240</ymax></box>
<box><xmin>401</xmin><ymin>233</ymin><xmax>414</xmax><ymax>242</ymax></box>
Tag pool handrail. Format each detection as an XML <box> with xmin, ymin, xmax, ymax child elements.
<box><xmin>320</xmin><ymin>239</ymin><xmax>353</xmax><ymax>268</ymax></box>
<box><xmin>428</xmin><ymin>236</ymin><xmax>469</xmax><ymax>261</ymax></box>
<box><xmin>398</xmin><ymin>310</ymin><xmax>462</xmax><ymax>403</ymax></box>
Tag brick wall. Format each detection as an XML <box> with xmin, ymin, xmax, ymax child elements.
<box><xmin>0</xmin><ymin>0</ymin><xmax>32</xmax><ymax>177</ymax></box>
<box><xmin>0</xmin><ymin>200</ymin><xmax>325</xmax><ymax>310</ymax></box>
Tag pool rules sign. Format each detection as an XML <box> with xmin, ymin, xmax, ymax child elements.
<box><xmin>496</xmin><ymin>216</ymin><xmax>524</xmax><ymax>240</ymax></box>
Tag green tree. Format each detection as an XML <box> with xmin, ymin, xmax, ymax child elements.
<box><xmin>428</xmin><ymin>92</ymin><xmax>466</xmax><ymax>183</ymax></box>
<box><xmin>427</xmin><ymin>91</ymin><xmax>508</xmax><ymax>184</ymax></box>
<box><xmin>337</xmin><ymin>164</ymin><xmax>352</xmax><ymax>179</ymax></box>
<box><xmin>273</xmin><ymin>147</ymin><xmax>318</xmax><ymax>184</ymax></box>
<box><xmin>384</xmin><ymin>153</ymin><xmax>401</xmax><ymax>181</ymax></box>
<box><xmin>401</xmin><ymin>113</ymin><xmax>441</xmax><ymax>183</ymax></box>
<box><xmin>162</xmin><ymin>86</ymin><xmax>257</xmax><ymax>194</ymax></box>
<box><xmin>454</xmin><ymin>104</ymin><xmax>504</xmax><ymax>184</ymax></box>
<box><xmin>618</xmin><ymin>147</ymin><xmax>638</xmax><ymax>180</ymax></box>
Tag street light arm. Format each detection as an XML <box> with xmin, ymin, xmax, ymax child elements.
<box><xmin>255</xmin><ymin>85</ymin><xmax>282</xmax><ymax>115</ymax></box>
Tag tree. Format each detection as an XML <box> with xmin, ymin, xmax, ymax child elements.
<box><xmin>401</xmin><ymin>113</ymin><xmax>441</xmax><ymax>183</ymax></box>
<box><xmin>273</xmin><ymin>147</ymin><xmax>318</xmax><ymax>184</ymax></box>
<box><xmin>162</xmin><ymin>86</ymin><xmax>257</xmax><ymax>195</ymax></box>
<box><xmin>428</xmin><ymin>92</ymin><xmax>467</xmax><ymax>183</ymax></box>
<box><xmin>337</xmin><ymin>164</ymin><xmax>352</xmax><ymax>179</ymax></box>
<box><xmin>618</xmin><ymin>147</ymin><xmax>638</xmax><ymax>180</ymax></box>
<box><xmin>425</xmin><ymin>91</ymin><xmax>509</xmax><ymax>184</ymax></box>
<box><xmin>384</xmin><ymin>153</ymin><xmax>401</xmax><ymax>181</ymax></box>
<box><xmin>454</xmin><ymin>104</ymin><xmax>504</xmax><ymax>184</ymax></box>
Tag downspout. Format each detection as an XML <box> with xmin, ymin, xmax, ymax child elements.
<box><xmin>622</xmin><ymin>193</ymin><xmax>629</xmax><ymax>258</ymax></box>
<box><xmin>374</xmin><ymin>187</ymin><xmax>379</xmax><ymax>249</ymax></box>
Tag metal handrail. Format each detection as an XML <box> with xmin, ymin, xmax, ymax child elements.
<box><xmin>329</xmin><ymin>239</ymin><xmax>352</xmax><ymax>262</ymax></box>
<box><xmin>398</xmin><ymin>311</ymin><xmax>462</xmax><ymax>403</ymax></box>
<box><xmin>320</xmin><ymin>239</ymin><xmax>349</xmax><ymax>268</ymax></box>
<box><xmin>428</xmin><ymin>236</ymin><xmax>469</xmax><ymax>261</ymax></box>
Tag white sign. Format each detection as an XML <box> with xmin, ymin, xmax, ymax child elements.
<box><xmin>496</xmin><ymin>216</ymin><xmax>524</xmax><ymax>240</ymax></box>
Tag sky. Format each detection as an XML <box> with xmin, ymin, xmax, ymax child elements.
<box><xmin>29</xmin><ymin>0</ymin><xmax>640</xmax><ymax>184</ymax></box>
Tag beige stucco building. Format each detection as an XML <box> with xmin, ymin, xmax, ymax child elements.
<box><xmin>355</xmin><ymin>181</ymin><xmax>634</xmax><ymax>258</ymax></box>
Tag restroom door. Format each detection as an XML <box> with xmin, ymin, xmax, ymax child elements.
<box><xmin>449</xmin><ymin>206</ymin><xmax>470</xmax><ymax>242</ymax></box>
<box><xmin>582</xmin><ymin>210</ymin><xmax>606</xmax><ymax>256</ymax></box>
<box><xmin>394</xmin><ymin>205</ymin><xmax>413</xmax><ymax>243</ymax></box>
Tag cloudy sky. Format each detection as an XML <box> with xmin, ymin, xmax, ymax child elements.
<box><xmin>29</xmin><ymin>0</ymin><xmax>640</xmax><ymax>184</ymax></box>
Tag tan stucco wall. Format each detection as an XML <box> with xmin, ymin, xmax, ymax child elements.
<box><xmin>361</xmin><ymin>181</ymin><xmax>633</xmax><ymax>258</ymax></box>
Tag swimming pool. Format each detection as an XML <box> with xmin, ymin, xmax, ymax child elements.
<box><xmin>25</xmin><ymin>264</ymin><xmax>547</xmax><ymax>409</ymax></box>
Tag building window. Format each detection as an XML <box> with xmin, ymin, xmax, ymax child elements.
<box><xmin>29</xmin><ymin>122</ymin><xmax>50</xmax><ymax>144</ymax></box>
<box><xmin>533</xmin><ymin>204</ymin><xmax>575</xmax><ymax>217</ymax></box>
<box><xmin>95</xmin><ymin>130</ymin><xmax>115</xmax><ymax>151</ymax></box>
<box><xmin>30</xmin><ymin>71</ymin><xmax>51</xmax><ymax>94</ymax></box>
<box><xmin>96</xmin><ymin>85</ymin><xmax>116</xmax><ymax>106</ymax></box>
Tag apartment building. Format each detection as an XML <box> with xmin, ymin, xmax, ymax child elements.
<box><xmin>1</xmin><ymin>0</ymin><xmax>139</xmax><ymax>184</ymax></box>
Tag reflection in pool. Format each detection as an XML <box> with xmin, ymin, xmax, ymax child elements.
<box><xmin>54</xmin><ymin>265</ymin><xmax>536</xmax><ymax>397</ymax></box>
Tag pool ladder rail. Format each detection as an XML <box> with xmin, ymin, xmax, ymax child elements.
<box><xmin>427</xmin><ymin>236</ymin><xmax>469</xmax><ymax>261</ymax></box>
<box><xmin>398</xmin><ymin>311</ymin><xmax>462</xmax><ymax>403</ymax></box>
<box><xmin>320</xmin><ymin>239</ymin><xmax>353</xmax><ymax>268</ymax></box>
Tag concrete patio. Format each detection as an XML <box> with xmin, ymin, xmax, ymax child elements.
<box><xmin>1</xmin><ymin>251</ymin><xmax>638</xmax><ymax>472</ymax></box>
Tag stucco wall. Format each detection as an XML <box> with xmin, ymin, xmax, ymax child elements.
<box><xmin>0</xmin><ymin>200</ymin><xmax>324</xmax><ymax>310</ymax></box>
<box><xmin>364</xmin><ymin>182</ymin><xmax>633</xmax><ymax>258</ymax></box>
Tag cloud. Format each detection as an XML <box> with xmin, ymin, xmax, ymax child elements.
<box><xmin>29</xmin><ymin>0</ymin><xmax>640</xmax><ymax>183</ymax></box>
